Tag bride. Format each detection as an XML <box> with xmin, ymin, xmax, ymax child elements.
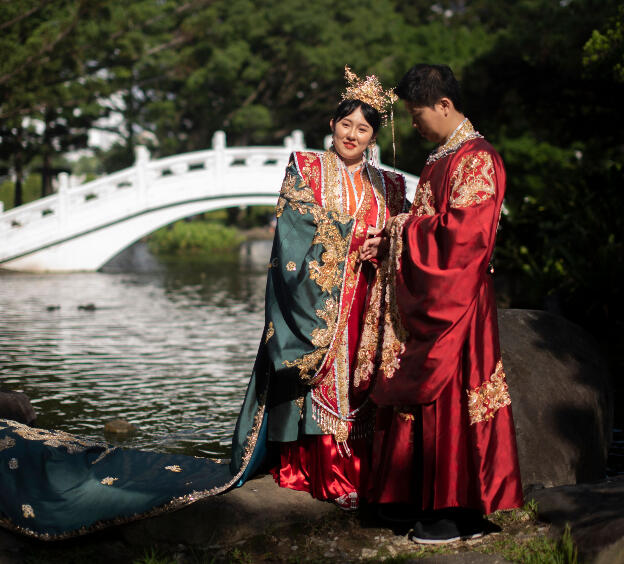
<box><xmin>232</xmin><ymin>67</ymin><xmax>406</xmax><ymax>510</ymax></box>
<box><xmin>0</xmin><ymin>67</ymin><xmax>405</xmax><ymax>539</ymax></box>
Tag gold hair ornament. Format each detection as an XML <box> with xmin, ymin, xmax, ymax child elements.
<box><xmin>341</xmin><ymin>65</ymin><xmax>398</xmax><ymax>166</ymax></box>
<box><xmin>341</xmin><ymin>66</ymin><xmax>397</xmax><ymax>123</ymax></box>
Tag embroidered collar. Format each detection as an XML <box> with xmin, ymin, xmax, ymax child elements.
<box><xmin>329</xmin><ymin>144</ymin><xmax>366</xmax><ymax>173</ymax></box>
<box><xmin>426</xmin><ymin>118</ymin><xmax>483</xmax><ymax>165</ymax></box>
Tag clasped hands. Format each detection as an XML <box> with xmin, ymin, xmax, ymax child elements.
<box><xmin>357</xmin><ymin>216</ymin><xmax>396</xmax><ymax>265</ymax></box>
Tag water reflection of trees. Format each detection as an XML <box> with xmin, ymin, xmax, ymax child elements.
<box><xmin>160</xmin><ymin>241</ymin><xmax>270</xmax><ymax>312</ymax></box>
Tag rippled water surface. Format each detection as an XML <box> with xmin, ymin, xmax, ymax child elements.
<box><xmin>0</xmin><ymin>241</ymin><xmax>272</xmax><ymax>458</ymax></box>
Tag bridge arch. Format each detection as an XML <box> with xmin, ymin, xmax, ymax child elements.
<box><xmin>0</xmin><ymin>131</ymin><xmax>418</xmax><ymax>272</ymax></box>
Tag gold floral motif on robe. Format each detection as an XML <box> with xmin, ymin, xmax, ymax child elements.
<box><xmin>449</xmin><ymin>151</ymin><xmax>495</xmax><ymax>209</ymax></box>
<box><xmin>467</xmin><ymin>360</ymin><xmax>512</xmax><ymax>424</ymax></box>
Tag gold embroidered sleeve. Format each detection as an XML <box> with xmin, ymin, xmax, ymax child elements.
<box><xmin>412</xmin><ymin>180</ymin><xmax>435</xmax><ymax>217</ymax></box>
<box><xmin>449</xmin><ymin>151</ymin><xmax>496</xmax><ymax>209</ymax></box>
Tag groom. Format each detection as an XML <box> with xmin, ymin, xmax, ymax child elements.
<box><xmin>360</xmin><ymin>64</ymin><xmax>523</xmax><ymax>544</ymax></box>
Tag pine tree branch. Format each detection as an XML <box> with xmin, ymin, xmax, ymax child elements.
<box><xmin>0</xmin><ymin>2</ymin><xmax>83</xmax><ymax>86</ymax></box>
<box><xmin>0</xmin><ymin>0</ymin><xmax>49</xmax><ymax>31</ymax></box>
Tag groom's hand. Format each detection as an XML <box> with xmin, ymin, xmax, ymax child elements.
<box><xmin>359</xmin><ymin>227</ymin><xmax>388</xmax><ymax>262</ymax></box>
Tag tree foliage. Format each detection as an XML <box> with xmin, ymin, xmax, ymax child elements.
<box><xmin>0</xmin><ymin>0</ymin><xmax>622</xmax><ymax>379</ymax></box>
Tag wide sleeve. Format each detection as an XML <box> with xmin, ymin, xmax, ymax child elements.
<box><xmin>262</xmin><ymin>154</ymin><xmax>364</xmax><ymax>386</ymax></box>
<box><xmin>372</xmin><ymin>149</ymin><xmax>505</xmax><ymax>406</ymax></box>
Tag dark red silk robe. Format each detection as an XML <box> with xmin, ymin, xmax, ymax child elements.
<box><xmin>369</xmin><ymin>120</ymin><xmax>523</xmax><ymax>514</ymax></box>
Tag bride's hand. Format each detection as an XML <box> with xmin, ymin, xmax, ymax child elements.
<box><xmin>359</xmin><ymin>229</ymin><xmax>389</xmax><ymax>262</ymax></box>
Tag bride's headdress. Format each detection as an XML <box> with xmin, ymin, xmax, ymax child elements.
<box><xmin>341</xmin><ymin>66</ymin><xmax>397</xmax><ymax>126</ymax></box>
<box><xmin>341</xmin><ymin>65</ymin><xmax>397</xmax><ymax>166</ymax></box>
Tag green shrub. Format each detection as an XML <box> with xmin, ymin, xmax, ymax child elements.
<box><xmin>147</xmin><ymin>220</ymin><xmax>245</xmax><ymax>256</ymax></box>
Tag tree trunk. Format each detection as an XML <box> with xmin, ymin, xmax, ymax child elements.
<box><xmin>41</xmin><ymin>149</ymin><xmax>53</xmax><ymax>198</ymax></box>
<box><xmin>41</xmin><ymin>110</ymin><xmax>53</xmax><ymax>198</ymax></box>
<box><xmin>13</xmin><ymin>132</ymin><xmax>23</xmax><ymax>208</ymax></box>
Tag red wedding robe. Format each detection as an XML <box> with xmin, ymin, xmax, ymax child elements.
<box><xmin>369</xmin><ymin>120</ymin><xmax>523</xmax><ymax>514</ymax></box>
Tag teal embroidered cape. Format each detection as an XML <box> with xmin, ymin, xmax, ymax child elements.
<box><xmin>0</xmin><ymin>151</ymin><xmax>405</xmax><ymax>539</ymax></box>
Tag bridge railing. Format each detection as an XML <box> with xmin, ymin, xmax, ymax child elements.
<box><xmin>0</xmin><ymin>129</ymin><xmax>418</xmax><ymax>264</ymax></box>
<box><xmin>0</xmin><ymin>131</ymin><xmax>307</xmax><ymax>259</ymax></box>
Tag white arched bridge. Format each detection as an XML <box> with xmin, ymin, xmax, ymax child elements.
<box><xmin>0</xmin><ymin>131</ymin><xmax>419</xmax><ymax>273</ymax></box>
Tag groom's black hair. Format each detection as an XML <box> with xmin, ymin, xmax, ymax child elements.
<box><xmin>396</xmin><ymin>64</ymin><xmax>463</xmax><ymax>112</ymax></box>
<box><xmin>332</xmin><ymin>99</ymin><xmax>381</xmax><ymax>134</ymax></box>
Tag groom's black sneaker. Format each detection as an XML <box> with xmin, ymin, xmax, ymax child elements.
<box><xmin>408</xmin><ymin>517</ymin><xmax>465</xmax><ymax>544</ymax></box>
<box><xmin>408</xmin><ymin>509</ymin><xmax>496</xmax><ymax>545</ymax></box>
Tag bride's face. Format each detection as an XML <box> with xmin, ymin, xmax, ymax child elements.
<box><xmin>330</xmin><ymin>107</ymin><xmax>375</xmax><ymax>165</ymax></box>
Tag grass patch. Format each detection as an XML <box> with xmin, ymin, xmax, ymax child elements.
<box><xmin>477</xmin><ymin>524</ymin><xmax>578</xmax><ymax>564</ymax></box>
<box><xmin>147</xmin><ymin>221</ymin><xmax>245</xmax><ymax>257</ymax></box>
<box><xmin>133</xmin><ymin>548</ymin><xmax>176</xmax><ymax>564</ymax></box>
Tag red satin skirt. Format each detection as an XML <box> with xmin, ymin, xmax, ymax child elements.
<box><xmin>270</xmin><ymin>435</ymin><xmax>370</xmax><ymax>501</ymax></box>
<box><xmin>367</xmin><ymin>406</ymin><xmax>422</xmax><ymax>504</ymax></box>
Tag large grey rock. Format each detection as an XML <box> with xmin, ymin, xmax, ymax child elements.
<box><xmin>0</xmin><ymin>389</ymin><xmax>36</xmax><ymax>425</ymax></box>
<box><xmin>531</xmin><ymin>477</ymin><xmax>624</xmax><ymax>563</ymax></box>
<box><xmin>499</xmin><ymin>309</ymin><xmax>613</xmax><ymax>489</ymax></box>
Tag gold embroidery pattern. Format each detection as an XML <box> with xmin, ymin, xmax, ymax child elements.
<box><xmin>275</xmin><ymin>172</ymin><xmax>297</xmax><ymax>217</ymax></box>
<box><xmin>294</xmin><ymin>396</ymin><xmax>305</xmax><ymax>419</ymax></box>
<box><xmin>379</xmin><ymin>213</ymin><xmax>411</xmax><ymax>379</ymax></box>
<box><xmin>308</xmin><ymin>221</ymin><xmax>349</xmax><ymax>293</ymax></box>
<box><xmin>352</xmin><ymin>170</ymin><xmax>402</xmax><ymax>389</ymax></box>
<box><xmin>335</xmin><ymin>333</ymin><xmax>350</xmax><ymax>419</ymax></box>
<box><xmin>0</xmin><ymin>436</ymin><xmax>15</xmax><ymax>451</ymax></box>
<box><xmin>426</xmin><ymin>119</ymin><xmax>483</xmax><ymax>164</ymax></box>
<box><xmin>165</xmin><ymin>465</ymin><xmax>182</xmax><ymax>473</ymax></box>
<box><xmin>283</xmin><ymin>297</ymin><xmax>338</xmax><ymax>381</ymax></box>
<box><xmin>0</xmin><ymin>393</ymin><xmax>270</xmax><ymax>541</ymax></box>
<box><xmin>467</xmin><ymin>360</ymin><xmax>511</xmax><ymax>425</ymax></box>
<box><xmin>6</xmin><ymin>420</ymin><xmax>104</xmax><ymax>454</ymax></box>
<box><xmin>319</xmin><ymin>151</ymin><xmax>341</xmax><ymax>212</ymax></box>
<box><xmin>22</xmin><ymin>505</ymin><xmax>35</xmax><ymax>518</ymax></box>
<box><xmin>394</xmin><ymin>406</ymin><xmax>417</xmax><ymax>422</ymax></box>
<box><xmin>449</xmin><ymin>151</ymin><xmax>495</xmax><ymax>208</ymax></box>
<box><xmin>286</xmin><ymin>261</ymin><xmax>297</xmax><ymax>271</ymax></box>
<box><xmin>412</xmin><ymin>180</ymin><xmax>435</xmax><ymax>216</ymax></box>
<box><xmin>284</xmin><ymin>151</ymin><xmax>390</xmax><ymax>441</ymax></box>
<box><xmin>353</xmin><ymin>274</ymin><xmax>383</xmax><ymax>388</ymax></box>
<box><xmin>238</xmin><ymin>387</ymin><xmax>266</xmax><ymax>471</ymax></box>
<box><xmin>278</xmin><ymin>153</ymin><xmax>355</xmax><ymax>384</ymax></box>
<box><xmin>91</xmin><ymin>447</ymin><xmax>117</xmax><ymax>465</ymax></box>
<box><xmin>310</xmin><ymin>161</ymin><xmax>388</xmax><ymax>440</ymax></box>
<box><xmin>8</xmin><ymin>458</ymin><xmax>18</xmax><ymax>470</ymax></box>
<box><xmin>100</xmin><ymin>477</ymin><xmax>118</xmax><ymax>486</ymax></box>
<box><xmin>264</xmin><ymin>321</ymin><xmax>274</xmax><ymax>344</ymax></box>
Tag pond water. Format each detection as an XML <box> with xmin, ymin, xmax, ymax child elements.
<box><xmin>2</xmin><ymin>239</ymin><xmax>622</xmax><ymax>474</ymax></box>
<box><xmin>0</xmin><ymin>240</ymin><xmax>272</xmax><ymax>458</ymax></box>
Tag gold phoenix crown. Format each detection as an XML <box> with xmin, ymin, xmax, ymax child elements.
<box><xmin>341</xmin><ymin>65</ymin><xmax>398</xmax><ymax>125</ymax></box>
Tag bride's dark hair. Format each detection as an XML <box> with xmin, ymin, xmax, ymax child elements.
<box><xmin>332</xmin><ymin>99</ymin><xmax>381</xmax><ymax>134</ymax></box>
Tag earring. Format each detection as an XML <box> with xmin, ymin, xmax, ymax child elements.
<box><xmin>367</xmin><ymin>141</ymin><xmax>380</xmax><ymax>166</ymax></box>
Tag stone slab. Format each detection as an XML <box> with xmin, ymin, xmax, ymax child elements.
<box><xmin>412</xmin><ymin>555</ymin><xmax>512</xmax><ymax>564</ymax></box>
<box><xmin>119</xmin><ymin>473</ymin><xmax>337</xmax><ymax>546</ymax></box>
<box><xmin>531</xmin><ymin>476</ymin><xmax>624</xmax><ymax>562</ymax></box>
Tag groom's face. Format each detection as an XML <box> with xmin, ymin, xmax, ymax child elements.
<box><xmin>405</xmin><ymin>101</ymin><xmax>446</xmax><ymax>144</ymax></box>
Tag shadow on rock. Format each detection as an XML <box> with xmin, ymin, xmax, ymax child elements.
<box><xmin>499</xmin><ymin>309</ymin><xmax>612</xmax><ymax>490</ymax></box>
